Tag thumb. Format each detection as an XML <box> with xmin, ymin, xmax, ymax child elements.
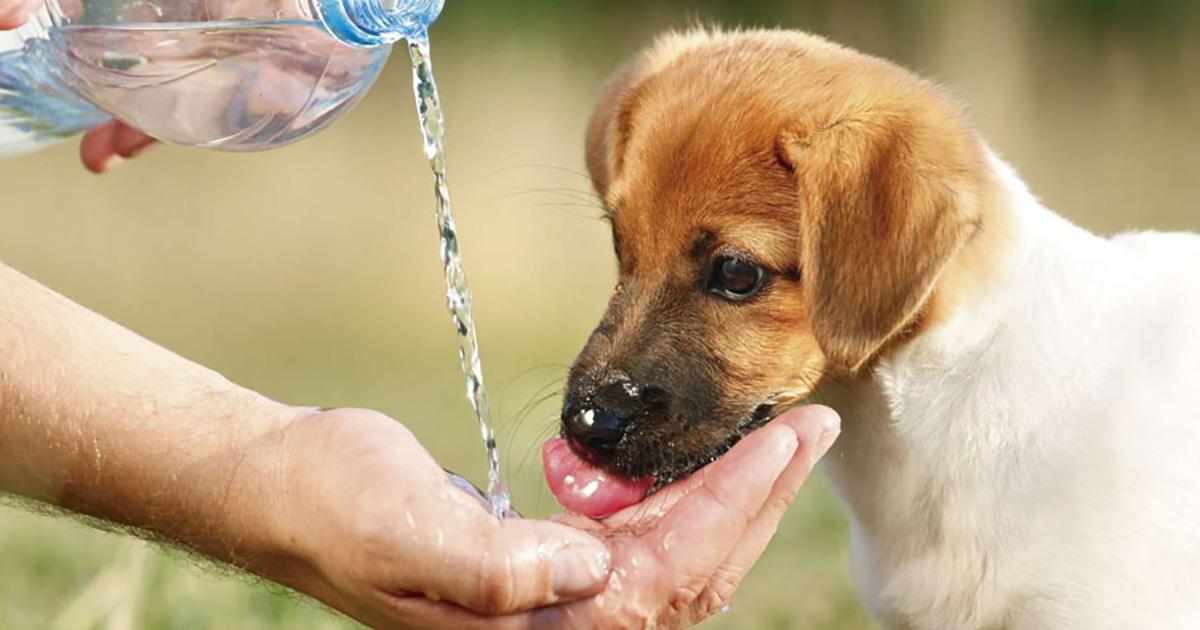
<box><xmin>428</xmin><ymin>510</ymin><xmax>612</xmax><ymax>616</ymax></box>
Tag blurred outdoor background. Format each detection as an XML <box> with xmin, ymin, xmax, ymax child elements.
<box><xmin>1</xmin><ymin>0</ymin><xmax>1198</xmax><ymax>627</ymax></box>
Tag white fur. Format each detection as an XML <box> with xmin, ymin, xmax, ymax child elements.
<box><xmin>818</xmin><ymin>152</ymin><xmax>1200</xmax><ymax>629</ymax></box>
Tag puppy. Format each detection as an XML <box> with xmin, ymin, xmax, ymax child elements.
<box><xmin>544</xmin><ymin>28</ymin><xmax>1200</xmax><ymax>629</ymax></box>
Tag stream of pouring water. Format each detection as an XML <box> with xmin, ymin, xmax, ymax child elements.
<box><xmin>408</xmin><ymin>38</ymin><xmax>511</xmax><ymax>520</ymax></box>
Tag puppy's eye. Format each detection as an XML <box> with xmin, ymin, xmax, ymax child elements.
<box><xmin>708</xmin><ymin>256</ymin><xmax>766</xmax><ymax>301</ymax></box>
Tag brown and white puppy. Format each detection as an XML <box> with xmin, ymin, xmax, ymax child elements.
<box><xmin>549</xmin><ymin>28</ymin><xmax>1200</xmax><ymax>629</ymax></box>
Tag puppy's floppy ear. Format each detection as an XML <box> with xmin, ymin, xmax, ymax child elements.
<box><xmin>585</xmin><ymin>64</ymin><xmax>640</xmax><ymax>197</ymax></box>
<box><xmin>781</xmin><ymin>108</ymin><xmax>986</xmax><ymax>372</ymax></box>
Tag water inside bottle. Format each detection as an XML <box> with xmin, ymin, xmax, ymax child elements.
<box><xmin>1</xmin><ymin>20</ymin><xmax>389</xmax><ymax>152</ymax></box>
<box><xmin>407</xmin><ymin>38</ymin><xmax>511</xmax><ymax>519</ymax></box>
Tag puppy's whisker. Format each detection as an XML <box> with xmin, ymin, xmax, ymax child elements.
<box><xmin>497</xmin><ymin>373</ymin><xmax>564</xmax><ymax>416</ymax></box>
<box><xmin>510</xmin><ymin>419</ymin><xmax>559</xmax><ymax>490</ymax></box>
<box><xmin>504</xmin><ymin>396</ymin><xmax>564</xmax><ymax>453</ymax></box>
<box><xmin>501</xmin><ymin>391</ymin><xmax>562</xmax><ymax>459</ymax></box>
<box><xmin>491</xmin><ymin>163</ymin><xmax>596</xmax><ymax>183</ymax></box>
<box><xmin>499</xmin><ymin>392</ymin><xmax>561</xmax><ymax>460</ymax></box>
<box><xmin>503</xmin><ymin>363</ymin><xmax>569</xmax><ymax>390</ymax></box>
<box><xmin>530</xmin><ymin>187</ymin><xmax>603</xmax><ymax>202</ymax></box>
<box><xmin>491</xmin><ymin>187</ymin><xmax>603</xmax><ymax>205</ymax></box>
<box><xmin>495</xmin><ymin>365</ymin><xmax>563</xmax><ymax>411</ymax></box>
<box><xmin>499</xmin><ymin>377</ymin><xmax>565</xmax><ymax>477</ymax></box>
<box><xmin>521</xmin><ymin>202</ymin><xmax>607</xmax><ymax>212</ymax></box>
<box><xmin>511</xmin><ymin>202</ymin><xmax>609</xmax><ymax>223</ymax></box>
<box><xmin>517</xmin><ymin>201</ymin><xmax>607</xmax><ymax>213</ymax></box>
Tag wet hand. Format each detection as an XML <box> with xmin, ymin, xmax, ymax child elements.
<box><xmin>0</xmin><ymin>4</ymin><xmax>156</xmax><ymax>172</ymax></box>
<box><xmin>364</xmin><ymin>405</ymin><xmax>840</xmax><ymax>629</ymax></box>
<box><xmin>259</xmin><ymin>409</ymin><xmax>613</xmax><ymax>629</ymax></box>
<box><xmin>540</xmin><ymin>405</ymin><xmax>840</xmax><ymax>629</ymax></box>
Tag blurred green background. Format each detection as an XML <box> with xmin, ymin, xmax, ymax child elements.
<box><xmin>1</xmin><ymin>0</ymin><xmax>1198</xmax><ymax>628</ymax></box>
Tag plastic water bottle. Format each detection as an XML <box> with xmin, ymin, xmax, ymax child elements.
<box><xmin>0</xmin><ymin>0</ymin><xmax>443</xmax><ymax>156</ymax></box>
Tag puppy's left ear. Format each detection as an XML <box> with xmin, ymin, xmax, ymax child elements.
<box><xmin>585</xmin><ymin>64</ymin><xmax>640</xmax><ymax>198</ymax></box>
<box><xmin>781</xmin><ymin>106</ymin><xmax>988</xmax><ymax>372</ymax></box>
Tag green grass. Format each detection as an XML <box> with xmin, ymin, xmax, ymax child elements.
<box><xmin>0</xmin><ymin>2</ymin><xmax>1198</xmax><ymax>627</ymax></box>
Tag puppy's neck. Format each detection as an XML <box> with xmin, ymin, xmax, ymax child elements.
<box><xmin>817</xmin><ymin>148</ymin><xmax>1114</xmax><ymax>544</ymax></box>
<box><xmin>883</xmin><ymin>150</ymin><xmax>1106</xmax><ymax>376</ymax></box>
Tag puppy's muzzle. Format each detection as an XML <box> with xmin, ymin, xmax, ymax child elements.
<box><xmin>562</xmin><ymin>378</ymin><xmax>669</xmax><ymax>467</ymax></box>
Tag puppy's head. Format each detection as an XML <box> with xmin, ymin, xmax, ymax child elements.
<box><xmin>562</xmin><ymin>29</ymin><xmax>990</xmax><ymax>485</ymax></box>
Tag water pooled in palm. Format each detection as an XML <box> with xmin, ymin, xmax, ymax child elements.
<box><xmin>408</xmin><ymin>38</ymin><xmax>510</xmax><ymax>519</ymax></box>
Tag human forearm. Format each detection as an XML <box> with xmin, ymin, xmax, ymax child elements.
<box><xmin>0</xmin><ymin>262</ymin><xmax>296</xmax><ymax>567</ymax></box>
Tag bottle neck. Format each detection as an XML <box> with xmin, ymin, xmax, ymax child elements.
<box><xmin>311</xmin><ymin>0</ymin><xmax>442</xmax><ymax>47</ymax></box>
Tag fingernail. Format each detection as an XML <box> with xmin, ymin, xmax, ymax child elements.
<box><xmin>95</xmin><ymin>154</ymin><xmax>124</xmax><ymax>173</ymax></box>
<box><xmin>814</xmin><ymin>411</ymin><xmax>841</xmax><ymax>461</ymax></box>
<box><xmin>552</xmin><ymin>543</ymin><xmax>610</xmax><ymax>597</ymax></box>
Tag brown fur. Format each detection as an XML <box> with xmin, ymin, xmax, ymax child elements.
<box><xmin>565</xmin><ymin>28</ymin><xmax>1001</xmax><ymax>483</ymax></box>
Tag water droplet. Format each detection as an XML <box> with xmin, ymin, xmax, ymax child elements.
<box><xmin>609</xmin><ymin>568</ymin><xmax>625</xmax><ymax>592</ymax></box>
<box><xmin>577</xmin><ymin>479</ymin><xmax>600</xmax><ymax>498</ymax></box>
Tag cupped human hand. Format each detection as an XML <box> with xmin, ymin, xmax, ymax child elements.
<box><xmin>532</xmin><ymin>405</ymin><xmax>840</xmax><ymax>629</ymax></box>
<box><xmin>0</xmin><ymin>4</ymin><xmax>156</xmax><ymax>172</ymax></box>
<box><xmin>258</xmin><ymin>409</ymin><xmax>615</xmax><ymax>630</ymax></box>
<box><xmin>300</xmin><ymin>405</ymin><xmax>840</xmax><ymax>629</ymax></box>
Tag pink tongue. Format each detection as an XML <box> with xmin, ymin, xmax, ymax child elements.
<box><xmin>543</xmin><ymin>437</ymin><xmax>655</xmax><ymax>519</ymax></box>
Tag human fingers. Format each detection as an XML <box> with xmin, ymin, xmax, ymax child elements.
<box><xmin>386</xmin><ymin>485</ymin><xmax>611</xmax><ymax>616</ymax></box>
<box><xmin>0</xmin><ymin>0</ymin><xmax>42</xmax><ymax>30</ymax></box>
<box><xmin>525</xmin><ymin>422</ymin><xmax>804</xmax><ymax>630</ymax></box>
<box><xmin>690</xmin><ymin>406</ymin><xmax>840</xmax><ymax>615</ymax></box>
<box><xmin>80</xmin><ymin>121</ymin><xmax>123</xmax><ymax>173</ymax></box>
<box><xmin>111</xmin><ymin>122</ymin><xmax>157</xmax><ymax>158</ymax></box>
<box><xmin>645</xmin><ymin>418</ymin><xmax>800</xmax><ymax>587</ymax></box>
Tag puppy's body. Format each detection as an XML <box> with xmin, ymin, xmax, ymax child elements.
<box><xmin>822</xmin><ymin>156</ymin><xmax>1200</xmax><ymax>628</ymax></box>
<box><xmin>562</xmin><ymin>28</ymin><xmax>1200</xmax><ymax>629</ymax></box>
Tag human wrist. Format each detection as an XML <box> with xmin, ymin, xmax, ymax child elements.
<box><xmin>178</xmin><ymin>400</ymin><xmax>316</xmax><ymax>580</ymax></box>
<box><xmin>58</xmin><ymin>388</ymin><xmax>307</xmax><ymax>575</ymax></box>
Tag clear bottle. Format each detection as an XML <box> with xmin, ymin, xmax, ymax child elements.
<box><xmin>0</xmin><ymin>0</ymin><xmax>442</xmax><ymax>156</ymax></box>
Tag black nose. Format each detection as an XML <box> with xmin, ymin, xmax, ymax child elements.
<box><xmin>563</xmin><ymin>404</ymin><xmax>630</xmax><ymax>465</ymax></box>
<box><xmin>563</xmin><ymin>380</ymin><xmax>671</xmax><ymax>465</ymax></box>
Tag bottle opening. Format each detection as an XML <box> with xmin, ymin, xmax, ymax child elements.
<box><xmin>312</xmin><ymin>0</ymin><xmax>442</xmax><ymax>47</ymax></box>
